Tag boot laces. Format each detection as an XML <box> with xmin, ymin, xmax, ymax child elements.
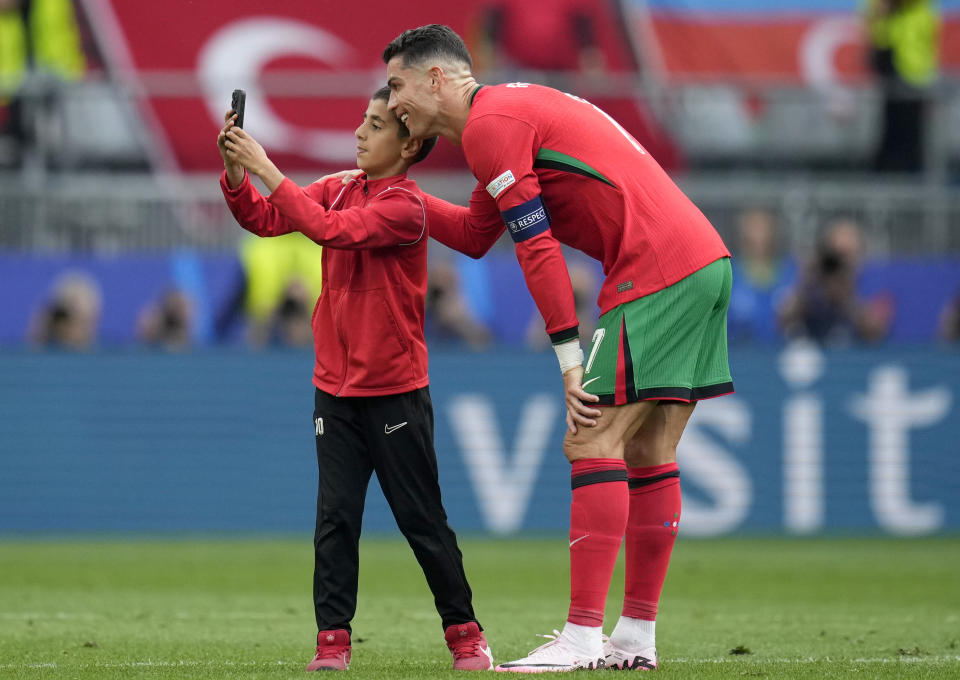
<box><xmin>449</xmin><ymin>631</ymin><xmax>485</xmax><ymax>660</ymax></box>
<box><xmin>526</xmin><ymin>630</ymin><xmax>564</xmax><ymax>655</ymax></box>
<box><xmin>315</xmin><ymin>640</ymin><xmax>349</xmax><ymax>660</ymax></box>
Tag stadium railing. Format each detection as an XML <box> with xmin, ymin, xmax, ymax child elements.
<box><xmin>1</xmin><ymin>72</ymin><xmax>959</xmax><ymax>253</ymax></box>
<box><xmin>1</xmin><ymin>170</ymin><xmax>959</xmax><ymax>254</ymax></box>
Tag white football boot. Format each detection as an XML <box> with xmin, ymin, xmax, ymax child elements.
<box><xmin>495</xmin><ymin>630</ymin><xmax>604</xmax><ymax>673</ymax></box>
<box><xmin>603</xmin><ymin>636</ymin><xmax>658</xmax><ymax>671</ymax></box>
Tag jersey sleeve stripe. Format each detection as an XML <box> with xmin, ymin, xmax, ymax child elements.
<box><xmin>535</xmin><ymin>148</ymin><xmax>615</xmax><ymax>187</ymax></box>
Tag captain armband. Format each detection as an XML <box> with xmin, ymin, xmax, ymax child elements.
<box><xmin>502</xmin><ymin>195</ymin><xmax>551</xmax><ymax>243</ymax></box>
<box><xmin>553</xmin><ymin>338</ymin><xmax>584</xmax><ymax>374</ymax></box>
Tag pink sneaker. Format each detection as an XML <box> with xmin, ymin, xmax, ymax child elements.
<box><xmin>306</xmin><ymin>629</ymin><xmax>351</xmax><ymax>671</ymax></box>
<box><xmin>445</xmin><ymin>622</ymin><xmax>494</xmax><ymax>670</ymax></box>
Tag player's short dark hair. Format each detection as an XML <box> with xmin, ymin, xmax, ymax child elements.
<box><xmin>382</xmin><ymin>24</ymin><xmax>473</xmax><ymax>70</ymax></box>
<box><xmin>370</xmin><ymin>86</ymin><xmax>437</xmax><ymax>165</ymax></box>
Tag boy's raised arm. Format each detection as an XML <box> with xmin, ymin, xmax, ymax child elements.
<box><xmin>220</xmin><ymin>170</ymin><xmax>297</xmax><ymax>238</ymax></box>
<box><xmin>269</xmin><ymin>178</ymin><xmax>426</xmax><ymax>249</ymax></box>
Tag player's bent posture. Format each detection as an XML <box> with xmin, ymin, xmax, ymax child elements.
<box><xmin>217</xmin><ymin>88</ymin><xmax>493</xmax><ymax>672</ymax></box>
<box><xmin>383</xmin><ymin>26</ymin><xmax>734</xmax><ymax>672</ymax></box>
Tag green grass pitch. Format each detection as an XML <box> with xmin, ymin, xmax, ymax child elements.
<box><xmin>1</xmin><ymin>536</ymin><xmax>958</xmax><ymax>678</ymax></box>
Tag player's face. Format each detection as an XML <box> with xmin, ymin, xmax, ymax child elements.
<box><xmin>385</xmin><ymin>56</ymin><xmax>437</xmax><ymax>139</ymax></box>
<box><xmin>354</xmin><ymin>98</ymin><xmax>405</xmax><ymax>178</ymax></box>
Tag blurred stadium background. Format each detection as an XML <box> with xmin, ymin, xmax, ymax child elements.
<box><xmin>2</xmin><ymin>1</ymin><xmax>960</xmax><ymax>676</ymax></box>
<box><xmin>2</xmin><ymin>0</ymin><xmax>960</xmax><ymax>582</ymax></box>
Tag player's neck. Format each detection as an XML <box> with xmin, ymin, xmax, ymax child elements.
<box><xmin>438</xmin><ymin>76</ymin><xmax>478</xmax><ymax>146</ymax></box>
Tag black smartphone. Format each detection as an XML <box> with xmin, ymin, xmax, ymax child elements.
<box><xmin>231</xmin><ymin>89</ymin><xmax>246</xmax><ymax>129</ymax></box>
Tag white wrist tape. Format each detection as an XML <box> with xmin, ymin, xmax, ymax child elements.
<box><xmin>553</xmin><ymin>339</ymin><xmax>584</xmax><ymax>374</ymax></box>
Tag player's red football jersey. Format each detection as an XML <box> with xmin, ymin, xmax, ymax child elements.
<box><xmin>426</xmin><ymin>83</ymin><xmax>730</xmax><ymax>339</ymax></box>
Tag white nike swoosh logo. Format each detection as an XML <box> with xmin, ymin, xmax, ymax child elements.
<box><xmin>569</xmin><ymin>534</ymin><xmax>590</xmax><ymax>548</ymax></box>
<box><xmin>581</xmin><ymin>376</ymin><xmax>602</xmax><ymax>389</ymax></box>
<box><xmin>384</xmin><ymin>422</ymin><xmax>408</xmax><ymax>435</ymax></box>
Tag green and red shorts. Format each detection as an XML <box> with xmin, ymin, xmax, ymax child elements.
<box><xmin>581</xmin><ymin>257</ymin><xmax>734</xmax><ymax>405</ymax></box>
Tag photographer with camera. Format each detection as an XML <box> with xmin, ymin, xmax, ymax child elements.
<box><xmin>778</xmin><ymin>218</ymin><xmax>893</xmax><ymax>345</ymax></box>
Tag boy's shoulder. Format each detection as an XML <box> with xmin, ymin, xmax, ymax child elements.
<box><xmin>308</xmin><ymin>175</ymin><xmax>354</xmax><ymax>202</ymax></box>
<box><xmin>310</xmin><ymin>173</ymin><xmax>425</xmax><ymax>210</ymax></box>
<box><xmin>377</xmin><ymin>172</ymin><xmax>419</xmax><ymax>189</ymax></box>
<box><xmin>367</xmin><ymin>173</ymin><xmax>425</xmax><ymax>201</ymax></box>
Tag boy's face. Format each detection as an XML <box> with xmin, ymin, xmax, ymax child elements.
<box><xmin>355</xmin><ymin>98</ymin><xmax>407</xmax><ymax>177</ymax></box>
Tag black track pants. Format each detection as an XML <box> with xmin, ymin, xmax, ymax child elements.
<box><xmin>311</xmin><ymin>386</ymin><xmax>479</xmax><ymax>634</ymax></box>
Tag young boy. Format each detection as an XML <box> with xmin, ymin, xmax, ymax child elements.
<box><xmin>217</xmin><ymin>88</ymin><xmax>493</xmax><ymax>672</ymax></box>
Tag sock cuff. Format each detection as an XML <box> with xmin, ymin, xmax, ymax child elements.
<box><xmin>573</xmin><ymin>458</ymin><xmax>627</xmax><ymax>475</ymax></box>
<box><xmin>627</xmin><ymin>462</ymin><xmax>678</xmax><ymax>479</ymax></box>
<box><xmin>571</xmin><ymin>458</ymin><xmax>627</xmax><ymax>490</ymax></box>
<box><xmin>567</xmin><ymin>607</ymin><xmax>605</xmax><ymax>627</ymax></box>
<box><xmin>622</xmin><ymin>598</ymin><xmax>659</xmax><ymax>620</ymax></box>
<box><xmin>627</xmin><ymin>463</ymin><xmax>679</xmax><ymax>493</ymax></box>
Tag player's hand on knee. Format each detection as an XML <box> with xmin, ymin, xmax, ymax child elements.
<box><xmin>562</xmin><ymin>366</ymin><xmax>601</xmax><ymax>434</ymax></box>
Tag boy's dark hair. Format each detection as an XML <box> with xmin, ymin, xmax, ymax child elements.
<box><xmin>372</xmin><ymin>85</ymin><xmax>395</xmax><ymax>111</ymax></box>
<box><xmin>371</xmin><ymin>86</ymin><xmax>437</xmax><ymax>164</ymax></box>
<box><xmin>382</xmin><ymin>24</ymin><xmax>472</xmax><ymax>70</ymax></box>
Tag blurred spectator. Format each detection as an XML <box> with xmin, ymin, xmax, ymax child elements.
<box><xmin>425</xmin><ymin>258</ymin><xmax>492</xmax><ymax>350</ymax></box>
<box><xmin>778</xmin><ymin>218</ymin><xmax>893</xmax><ymax>346</ymax></box>
<box><xmin>938</xmin><ymin>290</ymin><xmax>960</xmax><ymax>343</ymax></box>
<box><xmin>29</xmin><ymin>269</ymin><xmax>101</xmax><ymax>349</ymax></box>
<box><xmin>728</xmin><ymin>207</ymin><xmax>797</xmax><ymax>344</ymax></box>
<box><xmin>471</xmin><ymin>0</ymin><xmax>607</xmax><ymax>75</ymax></box>
<box><xmin>265</xmin><ymin>279</ymin><xmax>313</xmax><ymax>348</ymax></box>
<box><xmin>526</xmin><ymin>258</ymin><xmax>599</xmax><ymax>350</ymax></box>
<box><xmin>0</xmin><ymin>0</ymin><xmax>87</xmax><ymax>168</ymax></box>
<box><xmin>137</xmin><ymin>289</ymin><xmax>193</xmax><ymax>351</ymax></box>
<box><xmin>216</xmin><ymin>233</ymin><xmax>323</xmax><ymax>348</ymax></box>
<box><xmin>862</xmin><ymin>0</ymin><xmax>940</xmax><ymax>174</ymax></box>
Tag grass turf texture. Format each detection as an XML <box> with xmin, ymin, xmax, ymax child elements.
<box><xmin>0</xmin><ymin>537</ymin><xmax>957</xmax><ymax>679</ymax></box>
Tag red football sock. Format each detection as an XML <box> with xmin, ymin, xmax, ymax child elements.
<box><xmin>567</xmin><ymin>458</ymin><xmax>629</xmax><ymax>627</ymax></box>
<box><xmin>622</xmin><ymin>462</ymin><xmax>681</xmax><ymax>621</ymax></box>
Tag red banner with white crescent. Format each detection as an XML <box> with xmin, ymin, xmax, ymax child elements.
<box><xmin>85</xmin><ymin>0</ymin><xmax>959</xmax><ymax>173</ymax></box>
<box><xmin>86</xmin><ymin>0</ymin><xmax>673</xmax><ymax>173</ymax></box>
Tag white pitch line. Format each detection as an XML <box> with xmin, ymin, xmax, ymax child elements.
<box><xmin>0</xmin><ymin>612</ymin><xmax>100</xmax><ymax>620</ymax></box>
<box><xmin>1</xmin><ymin>656</ymin><xmax>959</xmax><ymax>670</ymax></box>
<box><xmin>668</xmin><ymin>656</ymin><xmax>960</xmax><ymax>664</ymax></box>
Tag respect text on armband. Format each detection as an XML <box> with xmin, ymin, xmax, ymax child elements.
<box><xmin>502</xmin><ymin>196</ymin><xmax>550</xmax><ymax>243</ymax></box>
